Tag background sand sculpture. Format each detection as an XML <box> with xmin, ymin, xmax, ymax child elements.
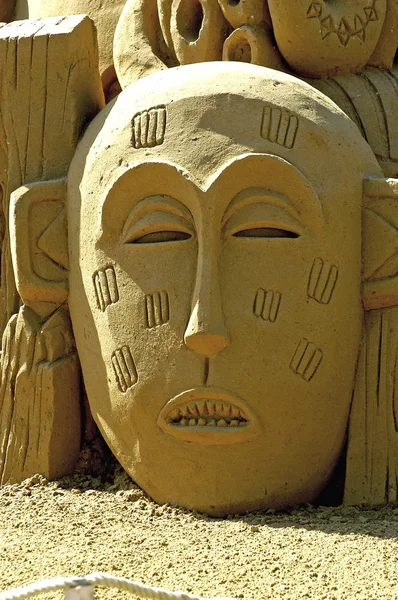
<box><xmin>12</xmin><ymin>0</ymin><xmax>126</xmax><ymax>100</ymax></box>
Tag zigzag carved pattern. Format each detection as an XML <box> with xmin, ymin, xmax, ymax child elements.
<box><xmin>306</xmin><ymin>0</ymin><xmax>379</xmax><ymax>46</ymax></box>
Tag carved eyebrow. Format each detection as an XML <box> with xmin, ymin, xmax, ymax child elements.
<box><xmin>122</xmin><ymin>195</ymin><xmax>193</xmax><ymax>236</ymax></box>
<box><xmin>203</xmin><ymin>153</ymin><xmax>323</xmax><ymax>231</ymax></box>
<box><xmin>222</xmin><ymin>187</ymin><xmax>301</xmax><ymax>226</ymax></box>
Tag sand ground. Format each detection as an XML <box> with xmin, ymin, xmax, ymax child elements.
<box><xmin>1</xmin><ymin>469</ymin><xmax>398</xmax><ymax>600</ymax></box>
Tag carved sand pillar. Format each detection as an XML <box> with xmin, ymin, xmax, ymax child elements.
<box><xmin>12</xmin><ymin>0</ymin><xmax>127</xmax><ymax>100</ymax></box>
<box><xmin>0</xmin><ymin>15</ymin><xmax>104</xmax><ymax>484</ymax></box>
<box><xmin>345</xmin><ymin>177</ymin><xmax>398</xmax><ymax>505</ymax></box>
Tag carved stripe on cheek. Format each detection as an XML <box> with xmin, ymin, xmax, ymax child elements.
<box><xmin>146</xmin><ymin>291</ymin><xmax>170</xmax><ymax>328</ymax></box>
<box><xmin>307</xmin><ymin>257</ymin><xmax>338</xmax><ymax>304</ymax></box>
<box><xmin>111</xmin><ymin>345</ymin><xmax>138</xmax><ymax>392</ymax></box>
<box><xmin>93</xmin><ymin>266</ymin><xmax>119</xmax><ymax>312</ymax></box>
<box><xmin>290</xmin><ymin>338</ymin><xmax>323</xmax><ymax>381</ymax></box>
<box><xmin>253</xmin><ymin>288</ymin><xmax>281</xmax><ymax>322</ymax></box>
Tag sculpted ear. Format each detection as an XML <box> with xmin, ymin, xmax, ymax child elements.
<box><xmin>362</xmin><ymin>177</ymin><xmax>398</xmax><ymax>311</ymax></box>
<box><xmin>9</xmin><ymin>179</ymin><xmax>68</xmax><ymax>307</ymax></box>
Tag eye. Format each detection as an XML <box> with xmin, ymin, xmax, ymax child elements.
<box><xmin>234</xmin><ymin>227</ymin><xmax>299</xmax><ymax>238</ymax></box>
<box><xmin>133</xmin><ymin>231</ymin><xmax>192</xmax><ymax>244</ymax></box>
<box><xmin>122</xmin><ymin>208</ymin><xmax>194</xmax><ymax>245</ymax></box>
<box><xmin>223</xmin><ymin>200</ymin><xmax>302</xmax><ymax>239</ymax></box>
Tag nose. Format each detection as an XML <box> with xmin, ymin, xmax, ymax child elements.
<box><xmin>184</xmin><ymin>235</ymin><xmax>230</xmax><ymax>357</ymax></box>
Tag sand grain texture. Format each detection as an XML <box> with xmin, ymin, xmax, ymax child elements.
<box><xmin>1</xmin><ymin>471</ymin><xmax>398</xmax><ymax>600</ymax></box>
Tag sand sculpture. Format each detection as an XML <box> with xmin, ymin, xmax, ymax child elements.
<box><xmin>12</xmin><ymin>0</ymin><xmax>126</xmax><ymax>100</ymax></box>
<box><xmin>0</xmin><ymin>0</ymin><xmax>397</xmax><ymax>515</ymax></box>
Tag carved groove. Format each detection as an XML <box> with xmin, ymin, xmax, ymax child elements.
<box><xmin>261</xmin><ymin>106</ymin><xmax>298</xmax><ymax>149</ymax></box>
<box><xmin>307</xmin><ymin>258</ymin><xmax>338</xmax><ymax>304</ymax></box>
<box><xmin>253</xmin><ymin>288</ymin><xmax>281</xmax><ymax>322</ymax></box>
<box><xmin>132</xmin><ymin>106</ymin><xmax>166</xmax><ymax>149</ymax></box>
<box><xmin>146</xmin><ymin>291</ymin><xmax>170</xmax><ymax>328</ymax></box>
<box><xmin>306</xmin><ymin>1</ymin><xmax>379</xmax><ymax>46</ymax></box>
<box><xmin>111</xmin><ymin>345</ymin><xmax>138</xmax><ymax>393</ymax></box>
<box><xmin>93</xmin><ymin>266</ymin><xmax>119</xmax><ymax>312</ymax></box>
<box><xmin>290</xmin><ymin>338</ymin><xmax>323</xmax><ymax>381</ymax></box>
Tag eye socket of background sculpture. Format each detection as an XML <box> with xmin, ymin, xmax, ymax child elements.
<box><xmin>222</xmin><ymin>25</ymin><xmax>285</xmax><ymax>70</ymax></box>
<box><xmin>176</xmin><ymin>0</ymin><xmax>204</xmax><ymax>42</ymax></box>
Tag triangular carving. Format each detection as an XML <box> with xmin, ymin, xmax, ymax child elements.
<box><xmin>364</xmin><ymin>6</ymin><xmax>378</xmax><ymax>21</ymax></box>
<box><xmin>38</xmin><ymin>208</ymin><xmax>69</xmax><ymax>270</ymax></box>
<box><xmin>353</xmin><ymin>15</ymin><xmax>366</xmax><ymax>41</ymax></box>
<box><xmin>354</xmin><ymin>15</ymin><xmax>365</xmax><ymax>32</ymax></box>
<box><xmin>362</xmin><ymin>208</ymin><xmax>398</xmax><ymax>280</ymax></box>
<box><xmin>337</xmin><ymin>20</ymin><xmax>351</xmax><ymax>46</ymax></box>
<box><xmin>306</xmin><ymin>3</ymin><xmax>322</xmax><ymax>18</ymax></box>
<box><xmin>320</xmin><ymin>15</ymin><xmax>334</xmax><ymax>39</ymax></box>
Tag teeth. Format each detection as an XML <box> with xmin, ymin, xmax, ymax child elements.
<box><xmin>231</xmin><ymin>406</ymin><xmax>240</xmax><ymax>419</ymax></box>
<box><xmin>222</xmin><ymin>404</ymin><xmax>231</xmax><ymax>418</ymax></box>
<box><xmin>188</xmin><ymin>403</ymin><xmax>200</xmax><ymax>417</ymax></box>
<box><xmin>171</xmin><ymin>417</ymin><xmax>247</xmax><ymax>427</ymax></box>
<box><xmin>180</xmin><ymin>405</ymin><xmax>190</xmax><ymax>418</ymax></box>
<box><xmin>197</xmin><ymin>401</ymin><xmax>208</xmax><ymax>417</ymax></box>
<box><xmin>206</xmin><ymin>401</ymin><xmax>215</xmax><ymax>416</ymax></box>
<box><xmin>169</xmin><ymin>408</ymin><xmax>181</xmax><ymax>421</ymax></box>
<box><xmin>167</xmin><ymin>400</ymin><xmax>248</xmax><ymax>427</ymax></box>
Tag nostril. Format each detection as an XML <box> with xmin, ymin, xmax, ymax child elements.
<box><xmin>184</xmin><ymin>331</ymin><xmax>229</xmax><ymax>357</ymax></box>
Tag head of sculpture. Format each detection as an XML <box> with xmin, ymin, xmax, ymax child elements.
<box><xmin>63</xmin><ymin>62</ymin><xmax>383</xmax><ymax>515</ymax></box>
<box><xmin>9</xmin><ymin>61</ymin><xmax>398</xmax><ymax>514</ymax></box>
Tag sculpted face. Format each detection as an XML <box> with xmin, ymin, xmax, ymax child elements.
<box><xmin>68</xmin><ymin>63</ymin><xmax>381</xmax><ymax>514</ymax></box>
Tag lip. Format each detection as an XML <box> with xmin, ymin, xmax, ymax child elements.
<box><xmin>157</xmin><ymin>387</ymin><xmax>261</xmax><ymax>445</ymax></box>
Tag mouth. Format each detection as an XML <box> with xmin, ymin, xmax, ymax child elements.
<box><xmin>157</xmin><ymin>387</ymin><xmax>261</xmax><ymax>445</ymax></box>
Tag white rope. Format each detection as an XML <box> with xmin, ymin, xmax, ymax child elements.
<box><xmin>0</xmin><ymin>573</ymin><xmax>236</xmax><ymax>600</ymax></box>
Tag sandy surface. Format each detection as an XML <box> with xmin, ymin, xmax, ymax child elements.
<box><xmin>1</xmin><ymin>469</ymin><xmax>398</xmax><ymax>600</ymax></box>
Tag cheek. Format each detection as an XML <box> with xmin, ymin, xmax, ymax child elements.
<box><xmin>86</xmin><ymin>242</ymin><xmax>199</xmax><ymax>393</ymax></box>
<box><xmin>219</xmin><ymin>239</ymin><xmax>362</xmax><ymax>385</ymax></box>
<box><xmin>113</xmin><ymin>242</ymin><xmax>197</xmax><ymax>323</ymax></box>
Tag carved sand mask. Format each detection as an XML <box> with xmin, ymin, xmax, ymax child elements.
<box><xmin>66</xmin><ymin>62</ymin><xmax>385</xmax><ymax>515</ymax></box>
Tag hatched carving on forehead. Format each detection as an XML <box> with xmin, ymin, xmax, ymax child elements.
<box><xmin>290</xmin><ymin>338</ymin><xmax>323</xmax><ymax>381</ymax></box>
<box><xmin>111</xmin><ymin>345</ymin><xmax>138</xmax><ymax>393</ymax></box>
<box><xmin>132</xmin><ymin>106</ymin><xmax>167</xmax><ymax>149</ymax></box>
<box><xmin>146</xmin><ymin>291</ymin><xmax>170</xmax><ymax>328</ymax></box>
<box><xmin>93</xmin><ymin>266</ymin><xmax>119</xmax><ymax>312</ymax></box>
<box><xmin>308</xmin><ymin>258</ymin><xmax>339</xmax><ymax>304</ymax></box>
<box><xmin>261</xmin><ymin>106</ymin><xmax>299</xmax><ymax>149</ymax></box>
<box><xmin>253</xmin><ymin>288</ymin><xmax>281</xmax><ymax>322</ymax></box>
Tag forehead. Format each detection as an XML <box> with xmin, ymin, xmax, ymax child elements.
<box><xmin>70</xmin><ymin>63</ymin><xmax>382</xmax><ymax>231</ymax></box>
<box><xmin>84</xmin><ymin>95</ymin><xmax>361</xmax><ymax>209</ymax></box>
